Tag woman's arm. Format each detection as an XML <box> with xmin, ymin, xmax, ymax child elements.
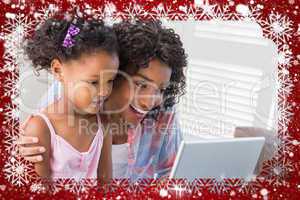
<box><xmin>18</xmin><ymin>115</ymin><xmax>47</xmax><ymax>163</ymax></box>
<box><xmin>97</xmin><ymin>130</ymin><xmax>112</xmax><ymax>184</ymax></box>
<box><xmin>22</xmin><ymin>115</ymin><xmax>51</xmax><ymax>178</ymax></box>
<box><xmin>155</xmin><ymin>111</ymin><xmax>183</xmax><ymax>178</ymax></box>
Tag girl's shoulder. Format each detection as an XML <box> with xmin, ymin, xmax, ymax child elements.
<box><xmin>22</xmin><ymin>102</ymin><xmax>57</xmax><ymax>143</ymax></box>
<box><xmin>39</xmin><ymin>101</ymin><xmax>69</xmax><ymax>127</ymax></box>
<box><xmin>23</xmin><ymin>113</ymin><xmax>51</xmax><ymax>145</ymax></box>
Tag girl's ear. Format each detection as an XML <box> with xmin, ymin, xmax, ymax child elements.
<box><xmin>51</xmin><ymin>59</ymin><xmax>64</xmax><ymax>82</ymax></box>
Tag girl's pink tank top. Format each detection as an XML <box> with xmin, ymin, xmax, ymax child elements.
<box><xmin>35</xmin><ymin>112</ymin><xmax>103</xmax><ymax>180</ymax></box>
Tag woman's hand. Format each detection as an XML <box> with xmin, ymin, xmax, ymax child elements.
<box><xmin>17</xmin><ymin>115</ymin><xmax>46</xmax><ymax>163</ymax></box>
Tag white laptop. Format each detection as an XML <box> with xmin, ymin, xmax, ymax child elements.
<box><xmin>169</xmin><ymin>137</ymin><xmax>265</xmax><ymax>181</ymax></box>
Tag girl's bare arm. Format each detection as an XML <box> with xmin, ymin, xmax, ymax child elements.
<box><xmin>23</xmin><ymin>115</ymin><xmax>51</xmax><ymax>178</ymax></box>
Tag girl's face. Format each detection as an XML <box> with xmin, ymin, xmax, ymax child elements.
<box><xmin>107</xmin><ymin>58</ymin><xmax>171</xmax><ymax>127</ymax></box>
<box><xmin>57</xmin><ymin>51</ymin><xmax>119</xmax><ymax>114</ymax></box>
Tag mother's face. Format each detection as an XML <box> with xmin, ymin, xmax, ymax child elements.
<box><xmin>108</xmin><ymin>58</ymin><xmax>171</xmax><ymax>127</ymax></box>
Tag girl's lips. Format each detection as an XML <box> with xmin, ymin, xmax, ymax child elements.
<box><xmin>92</xmin><ymin>97</ymin><xmax>105</xmax><ymax>106</ymax></box>
<box><xmin>90</xmin><ymin>99</ymin><xmax>104</xmax><ymax>111</ymax></box>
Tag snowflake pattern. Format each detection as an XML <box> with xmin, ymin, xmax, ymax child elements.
<box><xmin>261</xmin><ymin>12</ymin><xmax>294</xmax><ymax>47</ymax></box>
<box><xmin>164</xmin><ymin>179</ymin><xmax>191</xmax><ymax>198</ymax></box>
<box><xmin>3</xmin><ymin>156</ymin><xmax>35</xmax><ymax>187</ymax></box>
<box><xmin>190</xmin><ymin>178</ymin><xmax>214</xmax><ymax>193</ymax></box>
<box><xmin>91</xmin><ymin>6</ymin><xmax>106</xmax><ymax>20</ymax></box>
<box><xmin>238</xmin><ymin>177</ymin><xmax>265</xmax><ymax>194</ymax></box>
<box><xmin>118</xmin><ymin>3</ymin><xmax>147</xmax><ymax>21</ymax></box>
<box><xmin>195</xmin><ymin>0</ymin><xmax>218</xmax><ymax>20</ymax></box>
<box><xmin>105</xmin><ymin>179</ymin><xmax>131</xmax><ymax>195</ymax></box>
<box><xmin>2</xmin><ymin>13</ymin><xmax>34</xmax><ymax>38</ymax></box>
<box><xmin>210</xmin><ymin>4</ymin><xmax>233</xmax><ymax>21</ymax></box>
<box><xmin>210</xmin><ymin>178</ymin><xmax>230</xmax><ymax>194</ymax></box>
<box><xmin>246</xmin><ymin>5</ymin><xmax>263</xmax><ymax>23</ymax></box>
<box><xmin>2</xmin><ymin>118</ymin><xmax>20</xmax><ymax>153</ymax></box>
<box><xmin>3</xmin><ymin>72</ymin><xmax>19</xmax><ymax>100</ymax></box>
<box><xmin>274</xmin><ymin>134</ymin><xmax>298</xmax><ymax>157</ymax></box>
<box><xmin>33</xmin><ymin>4</ymin><xmax>59</xmax><ymax>24</ymax></box>
<box><xmin>277</xmin><ymin>100</ymin><xmax>293</xmax><ymax>130</ymax></box>
<box><xmin>2</xmin><ymin>103</ymin><xmax>19</xmax><ymax>126</ymax></box>
<box><xmin>278</xmin><ymin>71</ymin><xmax>294</xmax><ymax>98</ymax></box>
<box><xmin>55</xmin><ymin>179</ymin><xmax>97</xmax><ymax>194</ymax></box>
<box><xmin>91</xmin><ymin>4</ymin><xmax>123</xmax><ymax>25</ymax></box>
<box><xmin>261</xmin><ymin>156</ymin><xmax>294</xmax><ymax>186</ymax></box>
<box><xmin>277</xmin><ymin>45</ymin><xmax>294</xmax><ymax>68</ymax></box>
<box><xmin>150</xmin><ymin>3</ymin><xmax>174</xmax><ymax>20</ymax></box>
<box><xmin>2</xmin><ymin>14</ymin><xmax>34</xmax><ymax>69</ymax></box>
<box><xmin>0</xmin><ymin>1</ymin><xmax>297</xmax><ymax>196</ymax></box>
<box><xmin>0</xmin><ymin>54</ymin><xmax>16</xmax><ymax>73</ymax></box>
<box><xmin>127</xmin><ymin>179</ymin><xmax>155</xmax><ymax>195</ymax></box>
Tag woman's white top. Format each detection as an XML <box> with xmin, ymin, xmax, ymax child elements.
<box><xmin>112</xmin><ymin>143</ymin><xmax>129</xmax><ymax>178</ymax></box>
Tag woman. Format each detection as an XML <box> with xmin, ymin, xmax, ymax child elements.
<box><xmin>18</xmin><ymin>20</ymin><xmax>187</xmax><ymax>180</ymax></box>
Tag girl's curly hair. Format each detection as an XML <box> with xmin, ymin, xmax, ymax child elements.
<box><xmin>25</xmin><ymin>17</ymin><xmax>119</xmax><ymax>73</ymax></box>
<box><xmin>113</xmin><ymin>20</ymin><xmax>187</xmax><ymax>117</ymax></box>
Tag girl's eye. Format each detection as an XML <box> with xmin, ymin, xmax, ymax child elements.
<box><xmin>134</xmin><ymin>81</ymin><xmax>147</xmax><ymax>89</ymax></box>
<box><xmin>88</xmin><ymin>81</ymin><xmax>99</xmax><ymax>85</ymax></box>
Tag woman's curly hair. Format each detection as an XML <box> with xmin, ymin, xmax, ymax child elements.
<box><xmin>25</xmin><ymin>17</ymin><xmax>119</xmax><ymax>73</ymax></box>
<box><xmin>113</xmin><ymin>20</ymin><xmax>187</xmax><ymax>117</ymax></box>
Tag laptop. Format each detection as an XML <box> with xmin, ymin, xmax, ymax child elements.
<box><xmin>169</xmin><ymin>137</ymin><xmax>265</xmax><ymax>181</ymax></box>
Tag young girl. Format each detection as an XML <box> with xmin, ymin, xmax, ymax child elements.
<box><xmin>23</xmin><ymin>17</ymin><xmax>119</xmax><ymax>181</ymax></box>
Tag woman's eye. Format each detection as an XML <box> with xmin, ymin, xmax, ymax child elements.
<box><xmin>160</xmin><ymin>88</ymin><xmax>167</xmax><ymax>93</ymax></box>
<box><xmin>135</xmin><ymin>81</ymin><xmax>147</xmax><ymax>89</ymax></box>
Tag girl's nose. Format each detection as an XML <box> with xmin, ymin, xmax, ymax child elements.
<box><xmin>98</xmin><ymin>84</ymin><xmax>113</xmax><ymax>99</ymax></box>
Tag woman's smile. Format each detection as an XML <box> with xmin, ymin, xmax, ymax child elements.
<box><xmin>129</xmin><ymin>104</ymin><xmax>147</xmax><ymax>120</ymax></box>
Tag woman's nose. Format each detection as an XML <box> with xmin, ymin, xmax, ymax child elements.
<box><xmin>137</xmin><ymin>92</ymin><xmax>163</xmax><ymax>111</ymax></box>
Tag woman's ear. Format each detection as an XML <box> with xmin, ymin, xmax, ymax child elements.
<box><xmin>51</xmin><ymin>59</ymin><xmax>64</xmax><ymax>82</ymax></box>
